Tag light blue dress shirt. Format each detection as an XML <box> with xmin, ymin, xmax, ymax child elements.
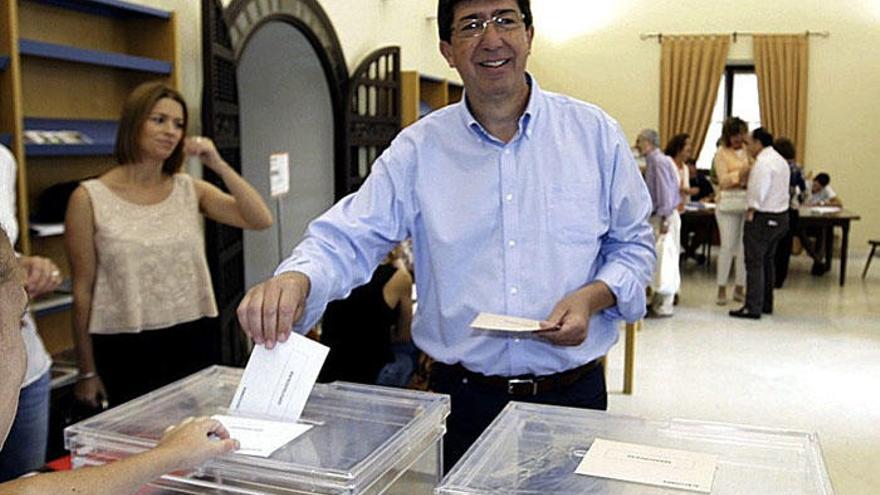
<box><xmin>277</xmin><ymin>76</ymin><xmax>655</xmax><ymax>376</ymax></box>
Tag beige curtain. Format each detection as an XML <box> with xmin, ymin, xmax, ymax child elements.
<box><xmin>754</xmin><ymin>34</ymin><xmax>809</xmax><ymax>161</ymax></box>
<box><xmin>660</xmin><ymin>35</ymin><xmax>730</xmax><ymax>153</ymax></box>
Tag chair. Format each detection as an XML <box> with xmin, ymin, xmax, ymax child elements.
<box><xmin>603</xmin><ymin>320</ymin><xmax>640</xmax><ymax>394</ymax></box>
<box><xmin>863</xmin><ymin>240</ymin><xmax>879</xmax><ymax>279</ymax></box>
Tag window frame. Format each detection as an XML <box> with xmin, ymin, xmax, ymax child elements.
<box><xmin>723</xmin><ymin>64</ymin><xmax>756</xmax><ymax>119</ymax></box>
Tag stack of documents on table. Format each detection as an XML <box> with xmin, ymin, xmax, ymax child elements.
<box><xmin>804</xmin><ymin>206</ymin><xmax>841</xmax><ymax>214</ymax></box>
<box><xmin>213</xmin><ymin>332</ymin><xmax>329</xmax><ymax>457</ymax></box>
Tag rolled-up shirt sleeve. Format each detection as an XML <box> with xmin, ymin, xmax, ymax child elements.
<box><xmin>594</xmin><ymin>126</ymin><xmax>656</xmax><ymax>323</ymax></box>
<box><xmin>274</xmin><ymin>141</ymin><xmax>415</xmax><ymax>333</ymax></box>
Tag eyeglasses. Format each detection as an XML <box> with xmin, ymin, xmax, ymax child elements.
<box><xmin>453</xmin><ymin>12</ymin><xmax>526</xmax><ymax>39</ymax></box>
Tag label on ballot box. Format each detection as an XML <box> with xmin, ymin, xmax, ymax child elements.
<box><xmin>575</xmin><ymin>438</ymin><xmax>718</xmax><ymax>493</ymax></box>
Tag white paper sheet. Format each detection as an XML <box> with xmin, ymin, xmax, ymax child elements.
<box><xmin>804</xmin><ymin>206</ymin><xmax>841</xmax><ymax>214</ymax></box>
<box><xmin>229</xmin><ymin>332</ymin><xmax>329</xmax><ymax>422</ymax></box>
<box><xmin>212</xmin><ymin>414</ymin><xmax>312</xmax><ymax>458</ymax></box>
<box><xmin>269</xmin><ymin>152</ymin><xmax>290</xmax><ymax>197</ymax></box>
<box><xmin>575</xmin><ymin>438</ymin><xmax>718</xmax><ymax>493</ymax></box>
<box><xmin>469</xmin><ymin>312</ymin><xmax>542</xmax><ymax>332</ymax></box>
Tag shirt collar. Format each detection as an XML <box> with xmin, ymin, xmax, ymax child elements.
<box><xmin>457</xmin><ymin>73</ymin><xmax>543</xmax><ymax>145</ymax></box>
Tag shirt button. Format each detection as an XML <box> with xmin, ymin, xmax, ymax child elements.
<box><xmin>508</xmin><ymin>240</ymin><xmax>516</xmax><ymax>248</ymax></box>
<box><xmin>504</xmin><ymin>149</ymin><xmax>511</xmax><ymax>155</ymax></box>
<box><xmin>505</xmin><ymin>193</ymin><xmax>513</xmax><ymax>202</ymax></box>
<box><xmin>510</xmin><ymin>287</ymin><xmax>518</xmax><ymax>295</ymax></box>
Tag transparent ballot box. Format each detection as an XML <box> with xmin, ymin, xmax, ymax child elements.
<box><xmin>65</xmin><ymin>366</ymin><xmax>450</xmax><ymax>494</ymax></box>
<box><xmin>437</xmin><ymin>402</ymin><xmax>834</xmax><ymax>495</ymax></box>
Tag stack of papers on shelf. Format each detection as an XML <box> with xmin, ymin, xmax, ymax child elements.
<box><xmin>24</xmin><ymin>130</ymin><xmax>93</xmax><ymax>145</ymax></box>
<box><xmin>29</xmin><ymin>222</ymin><xmax>65</xmax><ymax>237</ymax></box>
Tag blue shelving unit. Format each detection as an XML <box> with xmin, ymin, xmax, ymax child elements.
<box><xmin>24</xmin><ymin>118</ymin><xmax>118</xmax><ymax>156</ymax></box>
<box><xmin>24</xmin><ymin>0</ymin><xmax>170</xmax><ymax>19</ymax></box>
<box><xmin>0</xmin><ymin>56</ymin><xmax>8</xmax><ymax>71</ymax></box>
<box><xmin>20</xmin><ymin>39</ymin><xmax>172</xmax><ymax>74</ymax></box>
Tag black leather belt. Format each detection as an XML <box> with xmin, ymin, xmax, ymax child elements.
<box><xmin>438</xmin><ymin>358</ymin><xmax>602</xmax><ymax>397</ymax></box>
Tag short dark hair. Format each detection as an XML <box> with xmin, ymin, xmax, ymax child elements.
<box><xmin>752</xmin><ymin>127</ymin><xmax>774</xmax><ymax>148</ymax></box>
<box><xmin>773</xmin><ymin>137</ymin><xmax>796</xmax><ymax>161</ymax></box>
<box><xmin>114</xmin><ymin>81</ymin><xmax>188</xmax><ymax>175</ymax></box>
<box><xmin>437</xmin><ymin>0</ymin><xmax>533</xmax><ymax>43</ymax></box>
<box><xmin>720</xmin><ymin>116</ymin><xmax>747</xmax><ymax>147</ymax></box>
<box><xmin>664</xmin><ymin>133</ymin><xmax>690</xmax><ymax>158</ymax></box>
<box><xmin>815</xmin><ymin>173</ymin><xmax>831</xmax><ymax>187</ymax></box>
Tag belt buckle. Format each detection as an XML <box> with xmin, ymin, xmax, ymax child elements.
<box><xmin>507</xmin><ymin>378</ymin><xmax>538</xmax><ymax>396</ymax></box>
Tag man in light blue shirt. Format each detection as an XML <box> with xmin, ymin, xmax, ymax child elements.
<box><xmin>238</xmin><ymin>0</ymin><xmax>654</xmax><ymax>469</ymax></box>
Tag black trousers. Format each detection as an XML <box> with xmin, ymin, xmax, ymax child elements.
<box><xmin>774</xmin><ymin>208</ymin><xmax>800</xmax><ymax>287</ymax></box>
<box><xmin>744</xmin><ymin>211</ymin><xmax>789</xmax><ymax>313</ymax></box>
<box><xmin>92</xmin><ymin>317</ymin><xmax>219</xmax><ymax>407</ymax></box>
<box><xmin>429</xmin><ymin>361</ymin><xmax>607</xmax><ymax>473</ymax></box>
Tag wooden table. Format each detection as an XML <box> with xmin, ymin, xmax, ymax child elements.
<box><xmin>797</xmin><ymin>208</ymin><xmax>861</xmax><ymax>286</ymax></box>
<box><xmin>682</xmin><ymin>206</ymin><xmax>861</xmax><ymax>286</ymax></box>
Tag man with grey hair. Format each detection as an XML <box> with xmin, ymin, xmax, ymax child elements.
<box><xmin>635</xmin><ymin>129</ymin><xmax>681</xmax><ymax>316</ymax></box>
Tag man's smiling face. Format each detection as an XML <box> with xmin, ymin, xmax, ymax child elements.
<box><xmin>440</xmin><ymin>0</ymin><xmax>534</xmax><ymax>104</ymax></box>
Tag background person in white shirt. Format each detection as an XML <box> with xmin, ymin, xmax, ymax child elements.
<box><xmin>730</xmin><ymin>128</ymin><xmax>790</xmax><ymax>320</ymax></box>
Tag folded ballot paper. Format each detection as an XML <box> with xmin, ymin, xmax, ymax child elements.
<box><xmin>214</xmin><ymin>332</ymin><xmax>329</xmax><ymax>457</ymax></box>
<box><xmin>470</xmin><ymin>312</ymin><xmax>543</xmax><ymax>332</ymax></box>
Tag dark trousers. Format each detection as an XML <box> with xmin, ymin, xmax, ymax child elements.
<box><xmin>93</xmin><ymin>317</ymin><xmax>219</xmax><ymax>407</ymax></box>
<box><xmin>774</xmin><ymin>208</ymin><xmax>800</xmax><ymax>287</ymax></box>
<box><xmin>744</xmin><ymin>211</ymin><xmax>789</xmax><ymax>313</ymax></box>
<box><xmin>429</xmin><ymin>361</ymin><xmax>607</xmax><ymax>473</ymax></box>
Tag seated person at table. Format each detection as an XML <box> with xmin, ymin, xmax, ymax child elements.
<box><xmin>680</xmin><ymin>159</ymin><xmax>713</xmax><ymax>265</ymax></box>
<box><xmin>804</xmin><ymin>172</ymin><xmax>842</xmax><ymax>207</ymax></box>
<box><xmin>801</xmin><ymin>173</ymin><xmax>842</xmax><ymax>275</ymax></box>
<box><xmin>688</xmin><ymin>159</ymin><xmax>714</xmax><ymax>203</ymax></box>
<box><xmin>318</xmin><ymin>247</ymin><xmax>413</xmax><ymax>385</ymax></box>
<box><xmin>0</xmin><ymin>226</ymin><xmax>238</xmax><ymax>494</ymax></box>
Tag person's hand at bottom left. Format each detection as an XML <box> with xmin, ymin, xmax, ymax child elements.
<box><xmin>154</xmin><ymin>416</ymin><xmax>239</xmax><ymax>470</ymax></box>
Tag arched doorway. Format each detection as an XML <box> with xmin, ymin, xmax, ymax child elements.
<box><xmin>200</xmin><ymin>0</ymin><xmax>401</xmax><ymax>364</ymax></box>
<box><xmin>237</xmin><ymin>21</ymin><xmax>335</xmax><ymax>290</ymax></box>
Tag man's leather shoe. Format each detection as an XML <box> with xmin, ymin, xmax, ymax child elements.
<box><xmin>763</xmin><ymin>307</ymin><xmax>773</xmax><ymax>315</ymax></box>
<box><xmin>729</xmin><ymin>307</ymin><xmax>761</xmax><ymax>319</ymax></box>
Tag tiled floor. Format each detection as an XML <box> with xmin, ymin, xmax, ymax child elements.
<box><xmin>605</xmin><ymin>254</ymin><xmax>879</xmax><ymax>495</ymax></box>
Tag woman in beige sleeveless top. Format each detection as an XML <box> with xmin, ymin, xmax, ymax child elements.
<box><xmin>712</xmin><ymin>117</ymin><xmax>751</xmax><ymax>305</ymax></box>
<box><xmin>65</xmin><ymin>82</ymin><xmax>272</xmax><ymax>408</ymax></box>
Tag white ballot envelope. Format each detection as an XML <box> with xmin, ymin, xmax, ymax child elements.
<box><xmin>229</xmin><ymin>332</ymin><xmax>329</xmax><ymax>422</ymax></box>
<box><xmin>575</xmin><ymin>438</ymin><xmax>718</xmax><ymax>493</ymax></box>
<box><xmin>470</xmin><ymin>312</ymin><xmax>543</xmax><ymax>332</ymax></box>
<box><xmin>212</xmin><ymin>414</ymin><xmax>312</xmax><ymax>458</ymax></box>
